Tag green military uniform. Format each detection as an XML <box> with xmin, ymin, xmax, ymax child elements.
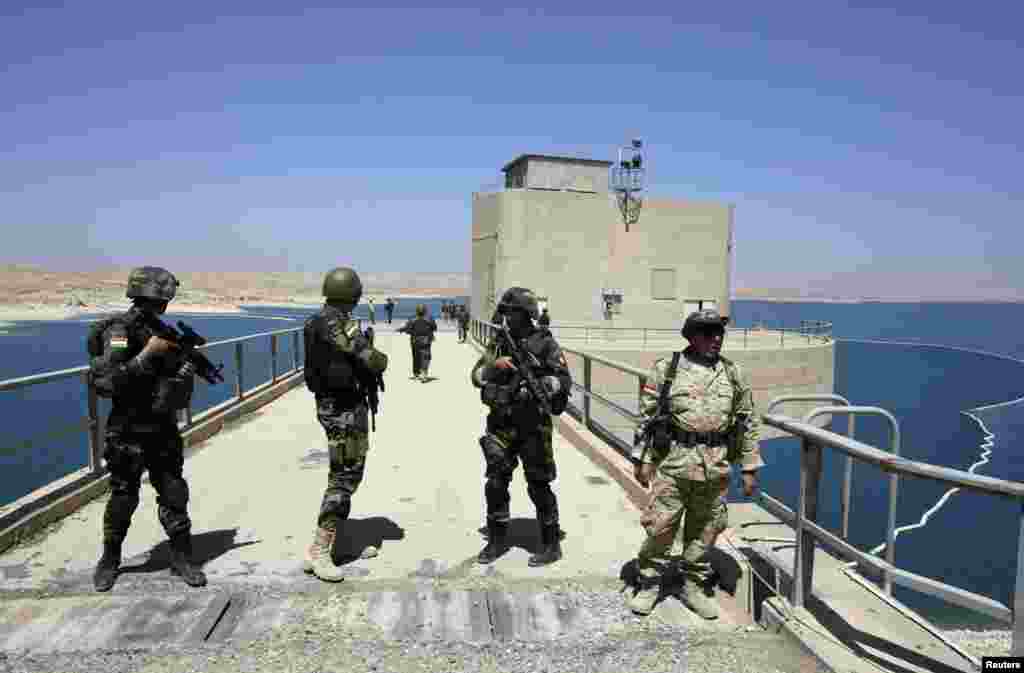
<box><xmin>302</xmin><ymin>267</ymin><xmax>388</xmax><ymax>582</ymax></box>
<box><xmin>630</xmin><ymin>310</ymin><xmax>764</xmax><ymax>618</ymax></box>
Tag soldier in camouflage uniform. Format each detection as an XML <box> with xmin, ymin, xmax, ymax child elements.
<box><xmin>628</xmin><ymin>309</ymin><xmax>764</xmax><ymax>618</ymax></box>
<box><xmin>87</xmin><ymin>267</ymin><xmax>208</xmax><ymax>592</ymax></box>
<box><xmin>302</xmin><ymin>267</ymin><xmax>389</xmax><ymax>582</ymax></box>
<box><xmin>470</xmin><ymin>287</ymin><xmax>573</xmax><ymax>566</ymax></box>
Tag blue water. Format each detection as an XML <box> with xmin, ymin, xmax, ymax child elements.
<box><xmin>1</xmin><ymin>298</ymin><xmax>1022</xmax><ymax>627</ymax></box>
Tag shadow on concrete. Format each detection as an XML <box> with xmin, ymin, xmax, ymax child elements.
<box><xmin>332</xmin><ymin>516</ymin><xmax>405</xmax><ymax>564</ymax></box>
<box><xmin>119</xmin><ymin>528</ymin><xmax>260</xmax><ymax>575</ymax></box>
<box><xmin>475</xmin><ymin>518</ymin><xmax>567</xmax><ymax>555</ymax></box>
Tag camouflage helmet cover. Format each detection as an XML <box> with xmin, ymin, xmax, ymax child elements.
<box><xmin>682</xmin><ymin>308</ymin><xmax>726</xmax><ymax>340</ymax></box>
<box><xmin>125</xmin><ymin>266</ymin><xmax>179</xmax><ymax>302</ymax></box>
<box><xmin>415</xmin><ymin>303</ymin><xmax>426</xmax><ymax>316</ymax></box>
<box><xmin>322</xmin><ymin>267</ymin><xmax>363</xmax><ymax>303</ymax></box>
<box><xmin>497</xmin><ymin>287</ymin><xmax>540</xmax><ymax>321</ymax></box>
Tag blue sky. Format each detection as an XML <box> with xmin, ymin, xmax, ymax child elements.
<box><xmin>2</xmin><ymin>2</ymin><xmax>1021</xmax><ymax>298</ymax></box>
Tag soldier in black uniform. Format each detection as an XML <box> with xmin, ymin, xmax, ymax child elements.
<box><xmin>385</xmin><ymin>298</ymin><xmax>395</xmax><ymax>325</ymax></box>
<box><xmin>87</xmin><ymin>267</ymin><xmax>209</xmax><ymax>592</ymax></box>
<box><xmin>397</xmin><ymin>304</ymin><xmax>437</xmax><ymax>382</ymax></box>
<box><xmin>302</xmin><ymin>267</ymin><xmax>389</xmax><ymax>582</ymax></box>
<box><xmin>456</xmin><ymin>305</ymin><xmax>470</xmax><ymax>343</ymax></box>
<box><xmin>470</xmin><ymin>287</ymin><xmax>573</xmax><ymax>566</ymax></box>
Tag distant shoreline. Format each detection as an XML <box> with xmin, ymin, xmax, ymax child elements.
<box><xmin>734</xmin><ymin>297</ymin><xmax>1024</xmax><ymax>304</ymax></box>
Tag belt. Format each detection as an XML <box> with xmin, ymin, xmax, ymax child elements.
<box><xmin>674</xmin><ymin>430</ymin><xmax>727</xmax><ymax>446</ymax></box>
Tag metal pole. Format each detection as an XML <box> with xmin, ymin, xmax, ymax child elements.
<box><xmin>643</xmin><ymin>328</ymin><xmax>647</xmax><ymax>348</ymax></box>
<box><xmin>186</xmin><ymin>403</ymin><xmax>193</xmax><ymax>427</ymax></box>
<box><xmin>235</xmin><ymin>342</ymin><xmax>244</xmax><ymax>400</ymax></box>
<box><xmin>270</xmin><ymin>334</ymin><xmax>278</xmax><ymax>383</ymax></box>
<box><xmin>293</xmin><ymin>331</ymin><xmax>300</xmax><ymax>372</ymax></box>
<box><xmin>793</xmin><ymin>439</ymin><xmax>822</xmax><ymax>609</ymax></box>
<box><xmin>583</xmin><ymin>357</ymin><xmax>592</xmax><ymax>428</ymax></box>
<box><xmin>885</xmin><ymin>422</ymin><xmax>902</xmax><ymax>594</ymax></box>
<box><xmin>638</xmin><ymin>376</ymin><xmax>646</xmax><ymax>417</ymax></box>
<box><xmin>84</xmin><ymin>372</ymin><xmax>103</xmax><ymax>474</ymax></box>
<box><xmin>841</xmin><ymin>414</ymin><xmax>856</xmax><ymax>540</ymax></box>
<box><xmin>1013</xmin><ymin>500</ymin><xmax>1024</xmax><ymax>656</ymax></box>
<box><xmin>744</xmin><ymin>328</ymin><xmax>748</xmax><ymax>349</ymax></box>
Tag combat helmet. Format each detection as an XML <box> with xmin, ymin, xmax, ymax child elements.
<box><xmin>415</xmin><ymin>304</ymin><xmax>426</xmax><ymax>317</ymax></box>
<box><xmin>682</xmin><ymin>308</ymin><xmax>726</xmax><ymax>340</ymax></box>
<box><xmin>322</xmin><ymin>267</ymin><xmax>363</xmax><ymax>304</ymax></box>
<box><xmin>125</xmin><ymin>266</ymin><xmax>179</xmax><ymax>302</ymax></box>
<box><xmin>496</xmin><ymin>287</ymin><xmax>540</xmax><ymax>321</ymax></box>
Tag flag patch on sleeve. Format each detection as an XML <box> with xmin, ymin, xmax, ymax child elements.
<box><xmin>109</xmin><ymin>336</ymin><xmax>128</xmax><ymax>350</ymax></box>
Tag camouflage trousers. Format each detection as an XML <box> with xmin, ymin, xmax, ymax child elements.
<box><xmin>316</xmin><ymin>397</ymin><xmax>370</xmax><ymax>530</ymax></box>
<box><xmin>411</xmin><ymin>345</ymin><xmax>432</xmax><ymax>376</ymax></box>
<box><xmin>102</xmin><ymin>423</ymin><xmax>191</xmax><ymax>544</ymax></box>
<box><xmin>480</xmin><ymin>415</ymin><xmax>558</xmax><ymax>527</ymax></box>
<box><xmin>636</xmin><ymin>473</ymin><xmax>730</xmax><ymax>584</ymax></box>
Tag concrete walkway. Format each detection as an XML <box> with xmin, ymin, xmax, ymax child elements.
<box><xmin>0</xmin><ymin>330</ymin><xmax>647</xmax><ymax>589</ymax></box>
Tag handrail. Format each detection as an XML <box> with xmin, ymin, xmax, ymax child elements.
<box><xmin>470</xmin><ymin>315</ymin><xmax>1024</xmax><ymax>655</ymax></box>
<box><xmin>546</xmin><ymin>322</ymin><xmax>832</xmax><ymax>348</ymax></box>
<box><xmin>0</xmin><ymin>322</ymin><xmax>306</xmax><ymax>509</ymax></box>
<box><xmin>761</xmin><ymin>410</ymin><xmax>1024</xmax><ymax>656</ymax></box>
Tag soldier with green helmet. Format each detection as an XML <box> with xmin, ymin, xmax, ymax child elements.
<box><xmin>396</xmin><ymin>303</ymin><xmax>437</xmax><ymax>382</ymax></box>
<box><xmin>627</xmin><ymin>308</ymin><xmax>764</xmax><ymax>618</ymax></box>
<box><xmin>302</xmin><ymin>267</ymin><xmax>389</xmax><ymax>582</ymax></box>
<box><xmin>470</xmin><ymin>287</ymin><xmax>573</xmax><ymax>566</ymax></box>
<box><xmin>86</xmin><ymin>267</ymin><xmax>209</xmax><ymax>591</ymax></box>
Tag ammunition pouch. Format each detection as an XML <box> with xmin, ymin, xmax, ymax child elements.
<box><xmin>357</xmin><ymin>346</ymin><xmax>389</xmax><ymax>375</ymax></box>
<box><xmin>414</xmin><ymin>335</ymin><xmax>432</xmax><ymax>347</ymax></box>
<box><xmin>481</xmin><ymin>382</ymin><xmax>517</xmax><ymax>407</ymax></box>
<box><xmin>152</xmin><ymin>373</ymin><xmax>194</xmax><ymax>414</ymax></box>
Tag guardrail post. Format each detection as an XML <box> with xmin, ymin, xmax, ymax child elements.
<box><xmin>793</xmin><ymin>438</ymin><xmax>822</xmax><ymax>609</ymax></box>
<box><xmin>841</xmin><ymin>414</ymin><xmax>856</xmax><ymax>540</ymax></box>
<box><xmin>744</xmin><ymin>328</ymin><xmax>748</xmax><ymax>349</ymax></box>
<box><xmin>638</xmin><ymin>375</ymin><xmax>646</xmax><ymax>416</ymax></box>
<box><xmin>270</xmin><ymin>334</ymin><xmax>278</xmax><ymax>383</ymax></box>
<box><xmin>1014</xmin><ymin>501</ymin><xmax>1024</xmax><ymax>656</ymax></box>
<box><xmin>235</xmin><ymin>342</ymin><xmax>244</xmax><ymax>399</ymax></box>
<box><xmin>583</xmin><ymin>357</ymin><xmax>592</xmax><ymax>427</ymax></box>
<box><xmin>643</xmin><ymin>328</ymin><xmax>647</xmax><ymax>348</ymax></box>
<box><xmin>84</xmin><ymin>372</ymin><xmax>103</xmax><ymax>474</ymax></box>
<box><xmin>293</xmin><ymin>331</ymin><xmax>300</xmax><ymax>372</ymax></box>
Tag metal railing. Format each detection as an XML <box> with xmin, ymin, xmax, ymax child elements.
<box><xmin>544</xmin><ymin>322</ymin><xmax>832</xmax><ymax>348</ymax></box>
<box><xmin>470</xmin><ymin>316</ymin><xmax>1024</xmax><ymax>654</ymax></box>
<box><xmin>0</xmin><ymin>325</ymin><xmax>305</xmax><ymax>512</ymax></box>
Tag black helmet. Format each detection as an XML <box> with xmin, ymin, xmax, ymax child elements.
<box><xmin>125</xmin><ymin>266</ymin><xmax>178</xmax><ymax>302</ymax></box>
<box><xmin>682</xmin><ymin>309</ymin><xmax>726</xmax><ymax>340</ymax></box>
<box><xmin>322</xmin><ymin>267</ymin><xmax>363</xmax><ymax>304</ymax></box>
<box><xmin>497</xmin><ymin>287</ymin><xmax>540</xmax><ymax>321</ymax></box>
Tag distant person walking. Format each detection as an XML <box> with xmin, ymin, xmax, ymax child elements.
<box><xmin>397</xmin><ymin>304</ymin><xmax>438</xmax><ymax>382</ymax></box>
<box><xmin>385</xmin><ymin>298</ymin><xmax>395</xmax><ymax>325</ymax></box>
<box><xmin>456</xmin><ymin>305</ymin><xmax>470</xmax><ymax>343</ymax></box>
<box><xmin>538</xmin><ymin>307</ymin><xmax>551</xmax><ymax>328</ymax></box>
<box><xmin>367</xmin><ymin>297</ymin><xmax>376</xmax><ymax>325</ymax></box>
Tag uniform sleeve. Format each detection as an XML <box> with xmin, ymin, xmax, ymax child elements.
<box><xmin>639</xmin><ymin>358</ymin><xmax>668</xmax><ymax>416</ymax></box>
<box><xmin>731</xmin><ymin>363</ymin><xmax>765</xmax><ymax>472</ymax></box>
<box><xmin>96</xmin><ymin>322</ymin><xmax>159</xmax><ymax>386</ymax></box>
<box><xmin>470</xmin><ymin>336</ymin><xmax>502</xmax><ymax>388</ymax></box>
<box><xmin>543</xmin><ymin>339</ymin><xmax>572</xmax><ymax>393</ymax></box>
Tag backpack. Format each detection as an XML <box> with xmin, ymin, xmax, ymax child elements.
<box><xmin>86</xmin><ymin>316</ymin><xmax>126</xmax><ymax>398</ymax></box>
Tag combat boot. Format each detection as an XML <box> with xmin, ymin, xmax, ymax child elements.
<box><xmin>304</xmin><ymin>526</ymin><xmax>346</xmax><ymax>582</ymax></box>
<box><xmin>93</xmin><ymin>540</ymin><xmax>122</xmax><ymax>592</ymax></box>
<box><xmin>681</xmin><ymin>578</ymin><xmax>719</xmax><ymax>620</ymax></box>
<box><xmin>477</xmin><ymin>521</ymin><xmax>509</xmax><ymax>564</ymax></box>
<box><xmin>527</xmin><ymin>524</ymin><xmax>562</xmax><ymax>567</ymax></box>
<box><xmin>628</xmin><ymin>576</ymin><xmax>662</xmax><ymax>615</ymax></box>
<box><xmin>169</xmin><ymin>533</ymin><xmax>208</xmax><ymax>587</ymax></box>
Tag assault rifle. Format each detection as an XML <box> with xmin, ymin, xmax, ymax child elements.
<box><xmin>495</xmin><ymin>319</ymin><xmax>553</xmax><ymax>416</ymax></box>
<box><xmin>634</xmin><ymin>351</ymin><xmax>681</xmax><ymax>462</ymax></box>
<box><xmin>139</xmin><ymin>315</ymin><xmax>225</xmax><ymax>385</ymax></box>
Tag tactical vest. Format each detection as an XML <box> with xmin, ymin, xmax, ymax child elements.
<box><xmin>303</xmin><ymin>313</ymin><xmax>359</xmax><ymax>395</ymax></box>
